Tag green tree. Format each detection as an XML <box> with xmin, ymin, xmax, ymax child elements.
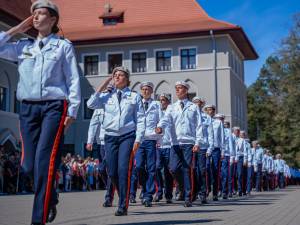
<box><xmin>247</xmin><ymin>13</ymin><xmax>300</xmax><ymax>166</ymax></box>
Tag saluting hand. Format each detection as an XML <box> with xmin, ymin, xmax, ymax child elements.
<box><xmin>7</xmin><ymin>16</ymin><xmax>33</xmax><ymax>36</ymax></box>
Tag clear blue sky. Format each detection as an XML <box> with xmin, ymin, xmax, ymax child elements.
<box><xmin>197</xmin><ymin>0</ymin><xmax>300</xmax><ymax>86</ymax></box>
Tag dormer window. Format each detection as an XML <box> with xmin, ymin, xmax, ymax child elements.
<box><xmin>99</xmin><ymin>3</ymin><xmax>124</xmax><ymax>26</ymax></box>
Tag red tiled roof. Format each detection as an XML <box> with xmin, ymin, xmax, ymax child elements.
<box><xmin>0</xmin><ymin>0</ymin><xmax>32</xmax><ymax>21</ymax></box>
<box><xmin>52</xmin><ymin>0</ymin><xmax>257</xmax><ymax>59</ymax></box>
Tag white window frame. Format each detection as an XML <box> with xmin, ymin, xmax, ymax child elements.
<box><xmin>81</xmin><ymin>53</ymin><xmax>100</xmax><ymax>76</ymax></box>
<box><xmin>154</xmin><ymin>48</ymin><xmax>173</xmax><ymax>72</ymax></box>
<box><xmin>178</xmin><ymin>46</ymin><xmax>198</xmax><ymax>70</ymax></box>
<box><xmin>106</xmin><ymin>51</ymin><xmax>124</xmax><ymax>74</ymax></box>
<box><xmin>130</xmin><ymin>50</ymin><xmax>148</xmax><ymax>74</ymax></box>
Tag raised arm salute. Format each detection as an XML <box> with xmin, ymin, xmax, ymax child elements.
<box><xmin>0</xmin><ymin>1</ymin><xmax>81</xmax><ymax>224</ymax></box>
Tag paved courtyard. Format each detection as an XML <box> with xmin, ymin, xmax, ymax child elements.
<box><xmin>0</xmin><ymin>186</ymin><xmax>299</xmax><ymax>225</ymax></box>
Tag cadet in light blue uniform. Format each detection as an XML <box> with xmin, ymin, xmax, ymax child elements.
<box><xmin>222</xmin><ymin>120</ymin><xmax>235</xmax><ymax>199</ymax></box>
<box><xmin>86</xmin><ymin>109</ymin><xmax>115</xmax><ymax>207</ymax></box>
<box><xmin>235</xmin><ymin>131</ymin><xmax>248</xmax><ymax>196</ymax></box>
<box><xmin>0</xmin><ymin>1</ymin><xmax>81</xmax><ymax>224</ymax></box>
<box><xmin>246</xmin><ymin>139</ymin><xmax>254</xmax><ymax>194</ymax></box>
<box><xmin>205</xmin><ymin>105</ymin><xmax>225</xmax><ymax>201</ymax></box>
<box><xmin>156</xmin><ymin>81</ymin><xmax>204</xmax><ymax>207</ymax></box>
<box><xmin>229</xmin><ymin>127</ymin><xmax>240</xmax><ymax>197</ymax></box>
<box><xmin>192</xmin><ymin>97</ymin><xmax>213</xmax><ymax>204</ymax></box>
<box><xmin>253</xmin><ymin>141</ymin><xmax>264</xmax><ymax>191</ymax></box>
<box><xmin>134</xmin><ymin>82</ymin><xmax>161</xmax><ymax>207</ymax></box>
<box><xmin>155</xmin><ymin>94</ymin><xmax>174</xmax><ymax>203</ymax></box>
<box><xmin>87</xmin><ymin>66</ymin><xmax>145</xmax><ymax>216</ymax></box>
<box><xmin>274</xmin><ymin>154</ymin><xmax>285</xmax><ymax>189</ymax></box>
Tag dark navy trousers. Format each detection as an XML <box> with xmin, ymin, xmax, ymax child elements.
<box><xmin>20</xmin><ymin>100</ymin><xmax>67</xmax><ymax>224</ymax></box>
<box><xmin>134</xmin><ymin>140</ymin><xmax>157</xmax><ymax>202</ymax></box>
<box><xmin>169</xmin><ymin>145</ymin><xmax>193</xmax><ymax>202</ymax></box>
<box><xmin>221</xmin><ymin>156</ymin><xmax>230</xmax><ymax>195</ymax></box>
<box><xmin>156</xmin><ymin>147</ymin><xmax>173</xmax><ymax>200</ymax></box>
<box><xmin>208</xmin><ymin>148</ymin><xmax>221</xmax><ymax>197</ymax></box>
<box><xmin>247</xmin><ymin>166</ymin><xmax>253</xmax><ymax>193</ymax></box>
<box><xmin>105</xmin><ymin>131</ymin><xmax>135</xmax><ymax>210</ymax></box>
<box><xmin>196</xmin><ymin>149</ymin><xmax>207</xmax><ymax>197</ymax></box>
<box><xmin>256</xmin><ymin>163</ymin><xmax>262</xmax><ymax>191</ymax></box>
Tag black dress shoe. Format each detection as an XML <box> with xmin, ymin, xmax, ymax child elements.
<box><xmin>115</xmin><ymin>208</ymin><xmax>128</xmax><ymax>216</ymax></box>
<box><xmin>144</xmin><ymin>200</ymin><xmax>152</xmax><ymax>207</ymax></box>
<box><xmin>184</xmin><ymin>201</ymin><xmax>192</xmax><ymax>207</ymax></box>
<box><xmin>213</xmin><ymin>196</ymin><xmax>218</xmax><ymax>201</ymax></box>
<box><xmin>102</xmin><ymin>200</ymin><xmax>112</xmax><ymax>207</ymax></box>
<box><xmin>175</xmin><ymin>192</ymin><xmax>184</xmax><ymax>201</ymax></box>
<box><xmin>46</xmin><ymin>205</ymin><xmax>57</xmax><ymax>223</ymax></box>
<box><xmin>166</xmin><ymin>198</ymin><xmax>172</xmax><ymax>204</ymax></box>
<box><xmin>130</xmin><ymin>198</ymin><xmax>136</xmax><ymax>203</ymax></box>
<box><xmin>200</xmin><ymin>196</ymin><xmax>208</xmax><ymax>204</ymax></box>
<box><xmin>153</xmin><ymin>195</ymin><xmax>162</xmax><ymax>202</ymax></box>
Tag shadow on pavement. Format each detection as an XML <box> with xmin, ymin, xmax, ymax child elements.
<box><xmin>107</xmin><ymin>219</ymin><xmax>221</xmax><ymax>225</ymax></box>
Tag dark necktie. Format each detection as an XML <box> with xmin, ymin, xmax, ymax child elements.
<box><xmin>180</xmin><ymin>101</ymin><xmax>184</xmax><ymax>110</ymax></box>
<box><xmin>117</xmin><ymin>91</ymin><xmax>122</xmax><ymax>104</ymax></box>
<box><xmin>144</xmin><ymin>101</ymin><xmax>149</xmax><ymax>111</ymax></box>
<box><xmin>39</xmin><ymin>41</ymin><xmax>44</xmax><ymax>50</ymax></box>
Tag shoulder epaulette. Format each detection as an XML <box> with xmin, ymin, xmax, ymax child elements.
<box><xmin>59</xmin><ymin>36</ymin><xmax>72</xmax><ymax>44</ymax></box>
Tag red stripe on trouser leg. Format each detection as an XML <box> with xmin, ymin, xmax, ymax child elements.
<box><xmin>190</xmin><ymin>153</ymin><xmax>195</xmax><ymax>201</ymax></box>
<box><xmin>125</xmin><ymin>151</ymin><xmax>135</xmax><ymax>209</ymax></box>
<box><xmin>42</xmin><ymin>100</ymin><xmax>67</xmax><ymax>224</ymax></box>
<box><xmin>19</xmin><ymin>122</ymin><xmax>25</xmax><ymax>165</ymax></box>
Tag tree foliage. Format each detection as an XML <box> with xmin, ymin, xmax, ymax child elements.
<box><xmin>247</xmin><ymin>13</ymin><xmax>300</xmax><ymax>166</ymax></box>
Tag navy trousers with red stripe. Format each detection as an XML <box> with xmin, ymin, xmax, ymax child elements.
<box><xmin>169</xmin><ymin>145</ymin><xmax>193</xmax><ymax>202</ymax></box>
<box><xmin>104</xmin><ymin>131</ymin><xmax>136</xmax><ymax>210</ymax></box>
<box><xmin>20</xmin><ymin>100</ymin><xmax>67</xmax><ymax>224</ymax></box>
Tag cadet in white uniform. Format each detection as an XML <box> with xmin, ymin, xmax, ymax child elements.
<box><xmin>156</xmin><ymin>81</ymin><xmax>204</xmax><ymax>207</ymax></box>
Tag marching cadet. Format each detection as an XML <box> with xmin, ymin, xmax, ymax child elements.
<box><xmin>86</xmin><ymin>109</ymin><xmax>115</xmax><ymax>207</ymax></box>
<box><xmin>156</xmin><ymin>81</ymin><xmax>204</xmax><ymax>207</ymax></box>
<box><xmin>229</xmin><ymin>127</ymin><xmax>240</xmax><ymax>197</ymax></box>
<box><xmin>262</xmin><ymin>149</ymin><xmax>269</xmax><ymax>191</ymax></box>
<box><xmin>222</xmin><ymin>120</ymin><xmax>235</xmax><ymax>199</ymax></box>
<box><xmin>0</xmin><ymin>1</ymin><xmax>81</xmax><ymax>224</ymax></box>
<box><xmin>274</xmin><ymin>154</ymin><xmax>285</xmax><ymax>189</ymax></box>
<box><xmin>246</xmin><ymin>138</ymin><xmax>254</xmax><ymax>195</ymax></box>
<box><xmin>87</xmin><ymin>66</ymin><xmax>145</xmax><ymax>216</ymax></box>
<box><xmin>266</xmin><ymin>151</ymin><xmax>274</xmax><ymax>190</ymax></box>
<box><xmin>236</xmin><ymin>131</ymin><xmax>248</xmax><ymax>196</ymax></box>
<box><xmin>155</xmin><ymin>94</ymin><xmax>173</xmax><ymax>203</ymax></box>
<box><xmin>133</xmin><ymin>82</ymin><xmax>161</xmax><ymax>207</ymax></box>
<box><xmin>284</xmin><ymin>162</ymin><xmax>291</xmax><ymax>187</ymax></box>
<box><xmin>253</xmin><ymin>140</ymin><xmax>264</xmax><ymax>192</ymax></box>
<box><xmin>205</xmin><ymin>105</ymin><xmax>225</xmax><ymax>201</ymax></box>
<box><xmin>192</xmin><ymin>97</ymin><xmax>213</xmax><ymax>204</ymax></box>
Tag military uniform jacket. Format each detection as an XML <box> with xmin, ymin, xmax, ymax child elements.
<box><xmin>87</xmin><ymin>87</ymin><xmax>146</xmax><ymax>143</ymax></box>
<box><xmin>158</xmin><ymin>99</ymin><xmax>204</xmax><ymax>146</ymax></box>
<box><xmin>0</xmin><ymin>32</ymin><xmax>81</xmax><ymax>118</ymax></box>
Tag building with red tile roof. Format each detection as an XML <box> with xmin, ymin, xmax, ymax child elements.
<box><xmin>0</xmin><ymin>0</ymin><xmax>258</xmax><ymax>155</ymax></box>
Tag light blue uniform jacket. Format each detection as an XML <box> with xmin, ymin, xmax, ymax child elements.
<box><xmin>0</xmin><ymin>32</ymin><xmax>81</xmax><ymax>118</ymax></box>
<box><xmin>87</xmin><ymin>87</ymin><xmax>145</xmax><ymax>143</ymax></box>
